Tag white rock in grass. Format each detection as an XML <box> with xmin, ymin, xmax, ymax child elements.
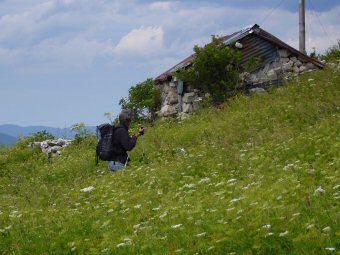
<box><xmin>80</xmin><ymin>186</ymin><xmax>95</xmax><ymax>193</ymax></box>
<box><xmin>314</xmin><ymin>186</ymin><xmax>325</xmax><ymax>195</ymax></box>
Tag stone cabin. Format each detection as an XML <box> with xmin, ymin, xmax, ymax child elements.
<box><xmin>155</xmin><ymin>24</ymin><xmax>324</xmax><ymax>118</ymax></box>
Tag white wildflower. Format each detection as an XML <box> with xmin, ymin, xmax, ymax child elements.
<box><xmin>279</xmin><ymin>231</ymin><xmax>289</xmax><ymax>237</ymax></box>
<box><xmin>308</xmin><ymin>78</ymin><xmax>314</xmax><ymax>82</ymax></box>
<box><xmin>265</xmin><ymin>232</ymin><xmax>274</xmax><ymax>237</ymax></box>
<box><xmin>322</xmin><ymin>226</ymin><xmax>331</xmax><ymax>232</ymax></box>
<box><xmin>116</xmin><ymin>243</ymin><xmax>126</xmax><ymax>248</ymax></box>
<box><xmin>198</xmin><ymin>177</ymin><xmax>210</xmax><ymax>184</ymax></box>
<box><xmin>215</xmin><ymin>181</ymin><xmax>224</xmax><ymax>187</ymax></box>
<box><xmin>80</xmin><ymin>186</ymin><xmax>95</xmax><ymax>193</ymax></box>
<box><xmin>171</xmin><ymin>224</ymin><xmax>182</xmax><ymax>229</ymax></box>
<box><xmin>333</xmin><ymin>184</ymin><xmax>340</xmax><ymax>190</ymax></box>
<box><xmin>314</xmin><ymin>186</ymin><xmax>325</xmax><ymax>195</ymax></box>
<box><xmin>306</xmin><ymin>224</ymin><xmax>314</xmax><ymax>230</ymax></box>
<box><xmin>159</xmin><ymin>211</ymin><xmax>168</xmax><ymax>219</ymax></box>
<box><xmin>183</xmin><ymin>183</ymin><xmax>196</xmax><ymax>188</ymax></box>
<box><xmin>325</xmin><ymin>247</ymin><xmax>335</xmax><ymax>251</ymax></box>
<box><xmin>152</xmin><ymin>206</ymin><xmax>161</xmax><ymax>211</ymax></box>
<box><xmin>262</xmin><ymin>224</ymin><xmax>271</xmax><ymax>229</ymax></box>
<box><xmin>196</xmin><ymin>232</ymin><xmax>206</xmax><ymax>237</ymax></box>
<box><xmin>134</xmin><ymin>204</ymin><xmax>142</xmax><ymax>209</ymax></box>
<box><xmin>230</xmin><ymin>197</ymin><xmax>244</xmax><ymax>203</ymax></box>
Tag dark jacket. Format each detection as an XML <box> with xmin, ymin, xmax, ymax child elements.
<box><xmin>111</xmin><ymin>124</ymin><xmax>137</xmax><ymax>164</ymax></box>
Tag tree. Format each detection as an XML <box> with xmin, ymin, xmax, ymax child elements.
<box><xmin>176</xmin><ymin>36</ymin><xmax>241</xmax><ymax>103</ymax></box>
<box><xmin>119</xmin><ymin>78</ymin><xmax>161</xmax><ymax>122</ymax></box>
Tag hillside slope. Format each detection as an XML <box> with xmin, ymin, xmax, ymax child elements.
<box><xmin>0</xmin><ymin>68</ymin><xmax>339</xmax><ymax>254</ymax></box>
<box><xmin>0</xmin><ymin>133</ymin><xmax>17</xmax><ymax>145</ymax></box>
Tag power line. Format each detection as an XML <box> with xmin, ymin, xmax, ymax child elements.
<box><xmin>308</xmin><ymin>0</ymin><xmax>335</xmax><ymax>45</ymax></box>
<box><xmin>260</xmin><ymin>0</ymin><xmax>287</xmax><ymax>25</ymax></box>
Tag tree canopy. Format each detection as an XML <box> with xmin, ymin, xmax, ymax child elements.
<box><xmin>176</xmin><ymin>36</ymin><xmax>241</xmax><ymax>103</ymax></box>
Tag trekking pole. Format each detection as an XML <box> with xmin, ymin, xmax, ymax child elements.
<box><xmin>142</xmin><ymin>134</ymin><xmax>146</xmax><ymax>161</ymax></box>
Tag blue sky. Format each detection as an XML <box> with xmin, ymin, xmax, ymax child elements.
<box><xmin>1</xmin><ymin>0</ymin><xmax>339</xmax><ymax>127</ymax></box>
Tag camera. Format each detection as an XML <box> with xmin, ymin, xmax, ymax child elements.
<box><xmin>138</xmin><ymin>126</ymin><xmax>145</xmax><ymax>135</ymax></box>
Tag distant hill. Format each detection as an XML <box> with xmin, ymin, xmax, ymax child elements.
<box><xmin>0</xmin><ymin>124</ymin><xmax>96</xmax><ymax>140</ymax></box>
<box><xmin>0</xmin><ymin>132</ymin><xmax>17</xmax><ymax>145</ymax></box>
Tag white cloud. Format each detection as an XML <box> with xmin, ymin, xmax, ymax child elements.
<box><xmin>114</xmin><ymin>26</ymin><xmax>164</xmax><ymax>57</ymax></box>
<box><xmin>149</xmin><ymin>1</ymin><xmax>176</xmax><ymax>11</ymax></box>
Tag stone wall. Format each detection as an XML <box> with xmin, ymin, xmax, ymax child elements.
<box><xmin>157</xmin><ymin>81</ymin><xmax>202</xmax><ymax>118</ymax></box>
<box><xmin>157</xmin><ymin>48</ymin><xmax>320</xmax><ymax>118</ymax></box>
<box><xmin>29</xmin><ymin>138</ymin><xmax>72</xmax><ymax>158</ymax></box>
<box><xmin>242</xmin><ymin>49</ymin><xmax>318</xmax><ymax>85</ymax></box>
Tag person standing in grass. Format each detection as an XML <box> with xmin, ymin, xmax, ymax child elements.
<box><xmin>108</xmin><ymin>109</ymin><xmax>144</xmax><ymax>172</ymax></box>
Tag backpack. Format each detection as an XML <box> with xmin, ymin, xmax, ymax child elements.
<box><xmin>95</xmin><ymin>123</ymin><xmax>117</xmax><ymax>164</ymax></box>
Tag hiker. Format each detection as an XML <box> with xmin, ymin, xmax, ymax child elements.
<box><xmin>108</xmin><ymin>109</ymin><xmax>144</xmax><ymax>171</ymax></box>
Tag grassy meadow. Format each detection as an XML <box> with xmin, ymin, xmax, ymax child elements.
<box><xmin>0</xmin><ymin>67</ymin><xmax>339</xmax><ymax>254</ymax></box>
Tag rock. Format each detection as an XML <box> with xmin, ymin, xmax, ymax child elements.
<box><xmin>278</xmin><ymin>49</ymin><xmax>289</xmax><ymax>58</ymax></box>
<box><xmin>249</xmin><ymin>87</ymin><xmax>266</xmax><ymax>94</ymax></box>
<box><xmin>295</xmin><ymin>60</ymin><xmax>302</xmax><ymax>67</ymax></box>
<box><xmin>169</xmin><ymin>82</ymin><xmax>176</xmax><ymax>88</ymax></box>
<box><xmin>305</xmin><ymin>62</ymin><xmax>315</xmax><ymax>70</ymax></box>
<box><xmin>160</xmin><ymin>105</ymin><xmax>177</xmax><ymax>117</ymax></box>
<box><xmin>32</xmin><ymin>142</ymin><xmax>41</xmax><ymax>148</ymax></box>
<box><xmin>282</xmin><ymin>62</ymin><xmax>293</xmax><ymax>72</ymax></box>
<box><xmin>280</xmin><ymin>57</ymin><xmax>289</xmax><ymax>63</ymax></box>
<box><xmin>182</xmin><ymin>103</ymin><xmax>193</xmax><ymax>113</ymax></box>
<box><xmin>266</xmin><ymin>69</ymin><xmax>277</xmax><ymax>80</ymax></box>
<box><xmin>299</xmin><ymin>65</ymin><xmax>307</xmax><ymax>73</ymax></box>
<box><xmin>166</xmin><ymin>90</ymin><xmax>178</xmax><ymax>104</ymax></box>
<box><xmin>50</xmin><ymin>146</ymin><xmax>61</xmax><ymax>153</ymax></box>
<box><xmin>293</xmin><ymin>66</ymin><xmax>300</xmax><ymax>73</ymax></box>
<box><xmin>183</xmin><ymin>92</ymin><xmax>196</xmax><ymax>103</ymax></box>
<box><xmin>193</xmin><ymin>98</ymin><xmax>202</xmax><ymax>111</ymax></box>
<box><xmin>290</xmin><ymin>56</ymin><xmax>297</xmax><ymax>63</ymax></box>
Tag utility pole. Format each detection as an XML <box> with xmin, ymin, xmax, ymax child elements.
<box><xmin>299</xmin><ymin>0</ymin><xmax>306</xmax><ymax>54</ymax></box>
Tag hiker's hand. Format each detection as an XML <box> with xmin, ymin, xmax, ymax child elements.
<box><xmin>138</xmin><ymin>127</ymin><xmax>145</xmax><ymax>136</ymax></box>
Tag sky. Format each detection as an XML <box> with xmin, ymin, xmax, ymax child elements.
<box><xmin>0</xmin><ymin>0</ymin><xmax>339</xmax><ymax>127</ymax></box>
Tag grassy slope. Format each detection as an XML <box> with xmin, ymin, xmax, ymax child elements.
<box><xmin>0</xmin><ymin>68</ymin><xmax>339</xmax><ymax>254</ymax></box>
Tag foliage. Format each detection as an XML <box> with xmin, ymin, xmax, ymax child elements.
<box><xmin>0</xmin><ymin>69</ymin><xmax>339</xmax><ymax>254</ymax></box>
<box><xmin>244</xmin><ymin>56</ymin><xmax>263</xmax><ymax>72</ymax></box>
<box><xmin>176</xmin><ymin>36</ymin><xmax>242</xmax><ymax>103</ymax></box>
<box><xmin>119</xmin><ymin>78</ymin><xmax>161</xmax><ymax>122</ymax></box>
<box><xmin>21</xmin><ymin>130</ymin><xmax>55</xmax><ymax>143</ymax></box>
<box><xmin>70</xmin><ymin>122</ymin><xmax>93</xmax><ymax>144</ymax></box>
<box><xmin>322</xmin><ymin>40</ymin><xmax>340</xmax><ymax>62</ymax></box>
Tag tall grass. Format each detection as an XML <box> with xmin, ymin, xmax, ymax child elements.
<box><xmin>0</xmin><ymin>68</ymin><xmax>339</xmax><ymax>254</ymax></box>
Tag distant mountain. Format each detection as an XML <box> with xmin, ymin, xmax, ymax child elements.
<box><xmin>0</xmin><ymin>124</ymin><xmax>96</xmax><ymax>141</ymax></box>
<box><xmin>0</xmin><ymin>132</ymin><xmax>17</xmax><ymax>145</ymax></box>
